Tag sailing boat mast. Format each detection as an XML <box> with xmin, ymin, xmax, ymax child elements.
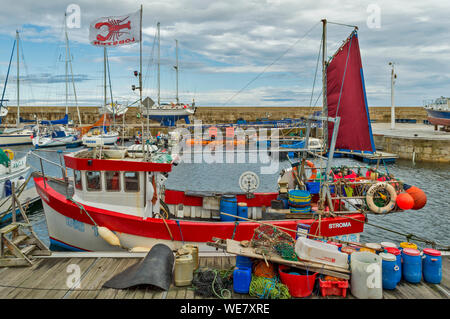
<box><xmin>157</xmin><ymin>22</ymin><xmax>160</xmax><ymax>106</ymax></box>
<box><xmin>64</xmin><ymin>16</ymin><xmax>69</xmax><ymax>123</ymax></box>
<box><xmin>321</xmin><ymin>19</ymin><xmax>328</xmax><ymax>151</ymax></box>
<box><xmin>174</xmin><ymin>39</ymin><xmax>179</xmax><ymax>105</ymax></box>
<box><xmin>0</xmin><ymin>39</ymin><xmax>15</xmax><ymax>122</ymax></box>
<box><xmin>16</xmin><ymin>30</ymin><xmax>19</xmax><ymax>126</ymax></box>
<box><xmin>139</xmin><ymin>5</ymin><xmax>143</xmax><ymax>109</ymax></box>
<box><xmin>65</xmin><ymin>16</ymin><xmax>82</xmax><ymax>126</ymax></box>
<box><xmin>104</xmin><ymin>47</ymin><xmax>107</xmax><ymax>108</ymax></box>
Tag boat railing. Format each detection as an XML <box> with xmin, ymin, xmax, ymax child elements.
<box><xmin>28</xmin><ymin>149</ymin><xmax>69</xmax><ymax>192</ymax></box>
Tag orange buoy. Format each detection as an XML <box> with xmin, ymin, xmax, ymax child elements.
<box><xmin>404</xmin><ymin>184</ymin><xmax>427</xmax><ymax>210</ymax></box>
<box><xmin>396</xmin><ymin>192</ymin><xmax>415</xmax><ymax>210</ymax></box>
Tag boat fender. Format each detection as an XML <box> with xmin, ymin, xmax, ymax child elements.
<box><xmin>306</xmin><ymin>160</ymin><xmax>317</xmax><ymax>181</ymax></box>
<box><xmin>16</xmin><ymin>177</ymin><xmax>25</xmax><ymax>189</ymax></box>
<box><xmin>366</xmin><ymin>182</ymin><xmax>397</xmax><ymax>214</ymax></box>
<box><xmin>98</xmin><ymin>226</ymin><xmax>121</xmax><ymax>247</ymax></box>
<box><xmin>4</xmin><ymin>149</ymin><xmax>14</xmax><ymax>160</ymax></box>
<box><xmin>292</xmin><ymin>160</ymin><xmax>317</xmax><ymax>181</ymax></box>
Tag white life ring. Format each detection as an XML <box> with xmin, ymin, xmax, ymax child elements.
<box><xmin>366</xmin><ymin>182</ymin><xmax>397</xmax><ymax>214</ymax></box>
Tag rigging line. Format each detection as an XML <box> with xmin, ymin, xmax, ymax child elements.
<box><xmin>222</xmin><ymin>21</ymin><xmax>321</xmax><ymax>106</ymax></box>
<box><xmin>309</xmin><ymin>36</ymin><xmax>322</xmax><ymax>108</ymax></box>
<box><xmin>307</xmin><ymin>35</ymin><xmax>323</xmax><ymax>120</ymax></box>
<box><xmin>334</xmin><ymin>32</ymin><xmax>354</xmax><ymax>118</ymax></box>
<box><xmin>19</xmin><ymin>38</ymin><xmax>36</xmax><ymax>107</ymax></box>
<box><xmin>327</xmin><ymin>21</ymin><xmax>358</xmax><ymax>29</ymax></box>
<box><xmin>143</xmin><ymin>29</ymin><xmax>158</xmax><ymax>98</ymax></box>
<box><xmin>106</xmin><ymin>49</ymin><xmax>113</xmax><ymax>105</ymax></box>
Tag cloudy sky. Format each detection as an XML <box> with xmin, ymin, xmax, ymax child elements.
<box><xmin>0</xmin><ymin>0</ymin><xmax>449</xmax><ymax>108</ymax></box>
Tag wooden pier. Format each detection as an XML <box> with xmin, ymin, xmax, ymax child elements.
<box><xmin>0</xmin><ymin>252</ymin><xmax>448</xmax><ymax>299</ymax></box>
<box><xmin>0</xmin><ymin>187</ymin><xmax>42</xmax><ymax>224</ymax></box>
<box><xmin>334</xmin><ymin>150</ymin><xmax>399</xmax><ymax>164</ymax></box>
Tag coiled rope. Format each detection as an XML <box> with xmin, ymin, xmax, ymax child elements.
<box><xmin>248</xmin><ymin>275</ymin><xmax>290</xmax><ymax>299</ymax></box>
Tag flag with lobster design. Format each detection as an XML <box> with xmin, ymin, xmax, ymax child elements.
<box><xmin>89</xmin><ymin>10</ymin><xmax>141</xmax><ymax>47</ymax></box>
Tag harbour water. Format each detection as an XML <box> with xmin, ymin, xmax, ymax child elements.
<box><xmin>9</xmin><ymin>143</ymin><xmax>450</xmax><ymax>250</ymax></box>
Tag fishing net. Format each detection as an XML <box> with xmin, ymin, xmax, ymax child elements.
<box><xmin>250</xmin><ymin>225</ymin><xmax>298</xmax><ymax>261</ymax></box>
<box><xmin>249</xmin><ymin>275</ymin><xmax>291</xmax><ymax>299</ymax></box>
<box><xmin>192</xmin><ymin>267</ymin><xmax>233</xmax><ymax>299</ymax></box>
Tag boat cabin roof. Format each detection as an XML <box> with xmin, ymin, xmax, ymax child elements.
<box><xmin>64</xmin><ymin>148</ymin><xmax>172</xmax><ymax>172</ymax></box>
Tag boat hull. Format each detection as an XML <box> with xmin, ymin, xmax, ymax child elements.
<box><xmin>0</xmin><ymin>134</ymin><xmax>32</xmax><ymax>146</ymax></box>
<box><xmin>35</xmin><ymin>177</ymin><xmax>365</xmax><ymax>252</ymax></box>
<box><xmin>82</xmin><ymin>133</ymin><xmax>119</xmax><ymax>146</ymax></box>
<box><xmin>425</xmin><ymin>109</ymin><xmax>450</xmax><ymax>126</ymax></box>
<box><xmin>32</xmin><ymin>136</ymin><xmax>79</xmax><ymax>148</ymax></box>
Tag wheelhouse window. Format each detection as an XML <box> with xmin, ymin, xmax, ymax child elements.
<box><xmin>105</xmin><ymin>171</ymin><xmax>121</xmax><ymax>192</ymax></box>
<box><xmin>124</xmin><ymin>172</ymin><xmax>139</xmax><ymax>192</ymax></box>
<box><xmin>86</xmin><ymin>171</ymin><xmax>101</xmax><ymax>191</ymax></box>
<box><xmin>74</xmin><ymin>170</ymin><xmax>82</xmax><ymax>190</ymax></box>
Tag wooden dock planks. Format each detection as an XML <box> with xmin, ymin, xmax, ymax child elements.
<box><xmin>0</xmin><ymin>254</ymin><xmax>447</xmax><ymax>299</ymax></box>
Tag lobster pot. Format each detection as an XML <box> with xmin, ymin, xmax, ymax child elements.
<box><xmin>220</xmin><ymin>195</ymin><xmax>238</xmax><ymax>221</ymax></box>
<box><xmin>422</xmin><ymin>248</ymin><xmax>442</xmax><ymax>284</ymax></box>
<box><xmin>380</xmin><ymin>253</ymin><xmax>399</xmax><ymax>290</ymax></box>
<box><xmin>288</xmin><ymin>190</ymin><xmax>311</xmax><ymax>214</ymax></box>
<box><xmin>402</xmin><ymin>248</ymin><xmax>422</xmax><ymax>284</ymax></box>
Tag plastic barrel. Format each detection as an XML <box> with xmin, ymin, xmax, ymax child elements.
<box><xmin>400</xmin><ymin>242</ymin><xmax>417</xmax><ymax>250</ymax></box>
<box><xmin>220</xmin><ymin>195</ymin><xmax>238</xmax><ymax>221</ymax></box>
<box><xmin>174</xmin><ymin>254</ymin><xmax>194</xmax><ymax>287</ymax></box>
<box><xmin>182</xmin><ymin>244</ymin><xmax>199</xmax><ymax>271</ymax></box>
<box><xmin>385</xmin><ymin>247</ymin><xmax>402</xmax><ymax>283</ymax></box>
<box><xmin>381</xmin><ymin>242</ymin><xmax>398</xmax><ymax>249</ymax></box>
<box><xmin>233</xmin><ymin>267</ymin><xmax>252</xmax><ymax>294</ymax></box>
<box><xmin>288</xmin><ymin>190</ymin><xmax>311</xmax><ymax>213</ymax></box>
<box><xmin>422</xmin><ymin>248</ymin><xmax>442</xmax><ymax>284</ymax></box>
<box><xmin>237</xmin><ymin>202</ymin><xmax>248</xmax><ymax>220</ymax></box>
<box><xmin>380</xmin><ymin>253</ymin><xmax>399</xmax><ymax>290</ymax></box>
<box><xmin>350</xmin><ymin>252</ymin><xmax>383</xmax><ymax>299</ymax></box>
<box><xmin>402</xmin><ymin>248</ymin><xmax>422</xmax><ymax>283</ymax></box>
<box><xmin>236</xmin><ymin>255</ymin><xmax>253</xmax><ymax>269</ymax></box>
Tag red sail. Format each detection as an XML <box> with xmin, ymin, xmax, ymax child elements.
<box><xmin>326</xmin><ymin>32</ymin><xmax>375</xmax><ymax>152</ymax></box>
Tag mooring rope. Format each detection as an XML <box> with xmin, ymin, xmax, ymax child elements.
<box><xmin>68</xmin><ymin>198</ymin><xmax>98</xmax><ymax>228</ymax></box>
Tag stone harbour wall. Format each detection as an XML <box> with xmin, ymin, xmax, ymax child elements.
<box><xmin>3</xmin><ymin>106</ymin><xmax>428</xmax><ymax>126</ymax></box>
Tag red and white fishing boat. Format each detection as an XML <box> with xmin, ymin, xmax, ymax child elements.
<box><xmin>33</xmin><ymin>147</ymin><xmax>365</xmax><ymax>252</ymax></box>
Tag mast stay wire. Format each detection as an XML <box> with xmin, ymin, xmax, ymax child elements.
<box><xmin>222</xmin><ymin>21</ymin><xmax>321</xmax><ymax>106</ymax></box>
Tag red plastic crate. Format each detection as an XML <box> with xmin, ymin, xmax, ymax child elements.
<box><xmin>319</xmin><ymin>278</ymin><xmax>348</xmax><ymax>298</ymax></box>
